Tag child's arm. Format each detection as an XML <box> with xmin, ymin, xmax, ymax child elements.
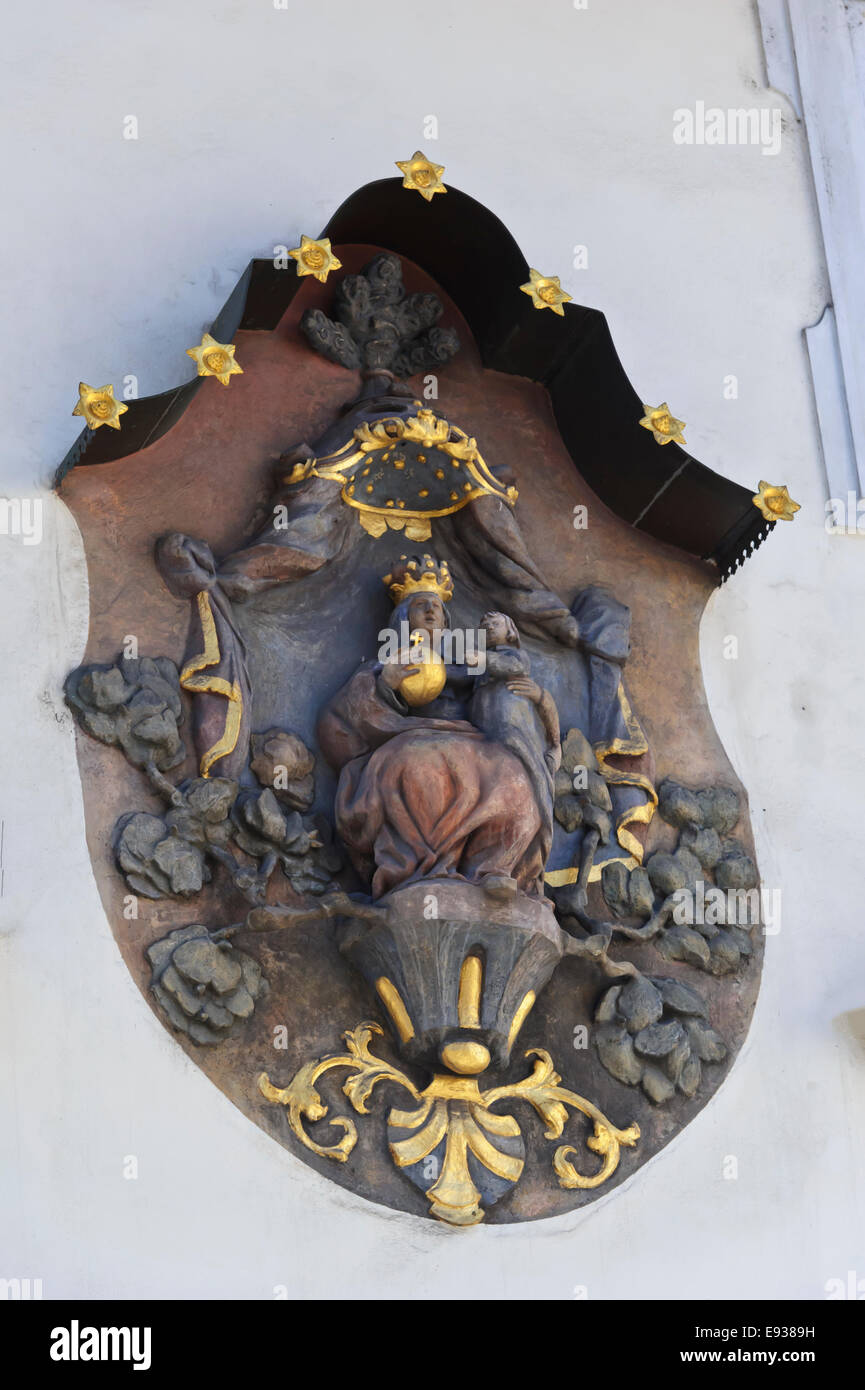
<box><xmin>505</xmin><ymin>676</ymin><xmax>562</xmax><ymax>771</ymax></box>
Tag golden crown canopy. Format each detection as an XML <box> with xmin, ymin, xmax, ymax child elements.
<box><xmin>288</xmin><ymin>408</ymin><xmax>518</xmax><ymax>542</ymax></box>
<box><xmin>382</xmin><ymin>554</ymin><xmax>454</xmax><ymax>605</ymax></box>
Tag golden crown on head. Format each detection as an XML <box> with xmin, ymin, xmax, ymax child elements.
<box><xmin>382</xmin><ymin>554</ymin><xmax>454</xmax><ymax>605</ymax></box>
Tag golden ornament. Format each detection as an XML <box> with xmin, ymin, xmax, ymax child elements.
<box><xmin>383</xmin><ymin>554</ymin><xmax>454</xmax><ymax>604</ymax></box>
<box><xmin>752</xmin><ymin>480</ymin><xmax>801</xmax><ymax>522</ymax></box>
<box><xmin>398</xmin><ymin>629</ymin><xmax>447</xmax><ymax>708</ymax></box>
<box><xmin>260</xmin><ymin>1022</ymin><xmax>639</xmax><ymax>1228</ymax></box>
<box><xmin>395</xmin><ymin>151</ymin><xmax>446</xmax><ymax>201</ymax></box>
<box><xmin>72</xmin><ymin>383</ymin><xmax>128</xmax><ymax>431</ymax></box>
<box><xmin>519</xmin><ymin>268</ymin><xmax>572</xmax><ymax>316</ymax></box>
<box><xmin>639</xmin><ymin>402</ymin><xmax>686</xmax><ymax>446</ymax></box>
<box><xmin>186</xmin><ymin>333</ymin><xmax>243</xmax><ymax>386</ymax></box>
<box><xmin>288</xmin><ymin>235</ymin><xmax>342</xmax><ymax>283</ymax></box>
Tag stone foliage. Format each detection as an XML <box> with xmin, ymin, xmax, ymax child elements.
<box><xmin>594</xmin><ymin>973</ymin><xmax>727</xmax><ymax>1105</ymax></box>
<box><xmin>601</xmin><ymin>778</ymin><xmax>758</xmax><ymax>977</ymax></box>
<box><xmin>65</xmin><ymin>655</ymin><xmax>185</xmax><ymax>773</ymax></box>
<box><xmin>147</xmin><ymin>925</ymin><xmax>268</xmax><ymax>1046</ymax></box>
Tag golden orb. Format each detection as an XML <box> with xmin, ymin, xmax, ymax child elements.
<box><xmin>398</xmin><ymin>631</ymin><xmax>447</xmax><ymax>707</ymax></box>
<box><xmin>440</xmin><ymin>1040</ymin><xmax>491</xmax><ymax>1076</ymax></box>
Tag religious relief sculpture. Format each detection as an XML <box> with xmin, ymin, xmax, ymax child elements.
<box><xmin>250</xmin><ymin>552</ymin><xmax>643</xmax><ymax>1225</ymax></box>
<box><xmin>59</xmin><ymin>187</ymin><xmax>770</xmax><ymax>1226</ymax></box>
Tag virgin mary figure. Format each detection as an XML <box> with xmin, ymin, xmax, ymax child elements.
<box><xmin>155</xmin><ymin>254</ymin><xmax>655</xmax><ymax>901</ymax></box>
<box><xmin>317</xmin><ymin>556</ymin><xmax>557</xmax><ymax>903</ymax></box>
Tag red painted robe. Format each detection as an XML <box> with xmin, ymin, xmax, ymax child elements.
<box><xmin>317</xmin><ymin>666</ymin><xmax>547</xmax><ymax>900</ymax></box>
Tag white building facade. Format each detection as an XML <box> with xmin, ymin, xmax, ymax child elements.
<box><xmin>1</xmin><ymin>0</ymin><xmax>863</xmax><ymax>1299</ymax></box>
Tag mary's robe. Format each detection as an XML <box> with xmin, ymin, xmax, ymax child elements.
<box><xmin>317</xmin><ymin>665</ymin><xmax>550</xmax><ymax>900</ymax></box>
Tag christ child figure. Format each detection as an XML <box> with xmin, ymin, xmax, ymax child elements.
<box><xmin>467</xmin><ymin>611</ymin><xmax>561</xmax><ymax>778</ymax></box>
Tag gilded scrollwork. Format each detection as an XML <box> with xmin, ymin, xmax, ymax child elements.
<box><xmin>483</xmin><ymin>1049</ymin><xmax>640</xmax><ymax>1192</ymax></box>
<box><xmin>260</xmin><ymin>1025</ymin><xmax>639</xmax><ymax>1226</ymax></box>
<box><xmin>258</xmin><ymin>1022</ymin><xmax>420</xmax><ymax>1163</ymax></box>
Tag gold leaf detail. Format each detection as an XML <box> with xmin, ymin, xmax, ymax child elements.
<box><xmin>259</xmin><ymin>1022</ymin><xmax>419</xmax><ymax>1162</ymax></box>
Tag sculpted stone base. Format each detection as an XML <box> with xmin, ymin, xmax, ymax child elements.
<box><xmin>338</xmin><ymin>879</ymin><xmax>566</xmax><ymax>1074</ymax></box>
<box><xmin>258</xmin><ymin>881</ymin><xmax>639</xmax><ymax>1226</ymax></box>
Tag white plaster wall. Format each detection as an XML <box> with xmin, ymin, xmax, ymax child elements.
<box><xmin>1</xmin><ymin>0</ymin><xmax>863</xmax><ymax>1299</ymax></box>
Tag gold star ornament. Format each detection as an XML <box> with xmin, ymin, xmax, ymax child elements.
<box><xmin>395</xmin><ymin>151</ymin><xmax>446</xmax><ymax>201</ymax></box>
<box><xmin>520</xmin><ymin>268</ymin><xmax>572</xmax><ymax>316</ymax></box>
<box><xmin>186</xmin><ymin>333</ymin><xmax>243</xmax><ymax>386</ymax></box>
<box><xmin>72</xmin><ymin>383</ymin><xmax>128</xmax><ymax>431</ymax></box>
<box><xmin>752</xmin><ymin>480</ymin><xmax>801</xmax><ymax>522</ymax></box>
<box><xmin>639</xmin><ymin>402</ymin><xmax>686</xmax><ymax>446</ymax></box>
<box><xmin>289</xmin><ymin>235</ymin><xmax>342</xmax><ymax>283</ymax></box>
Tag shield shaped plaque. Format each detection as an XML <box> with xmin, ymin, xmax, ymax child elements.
<box><xmin>58</xmin><ymin>180</ymin><xmax>774</xmax><ymax>1226</ymax></box>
